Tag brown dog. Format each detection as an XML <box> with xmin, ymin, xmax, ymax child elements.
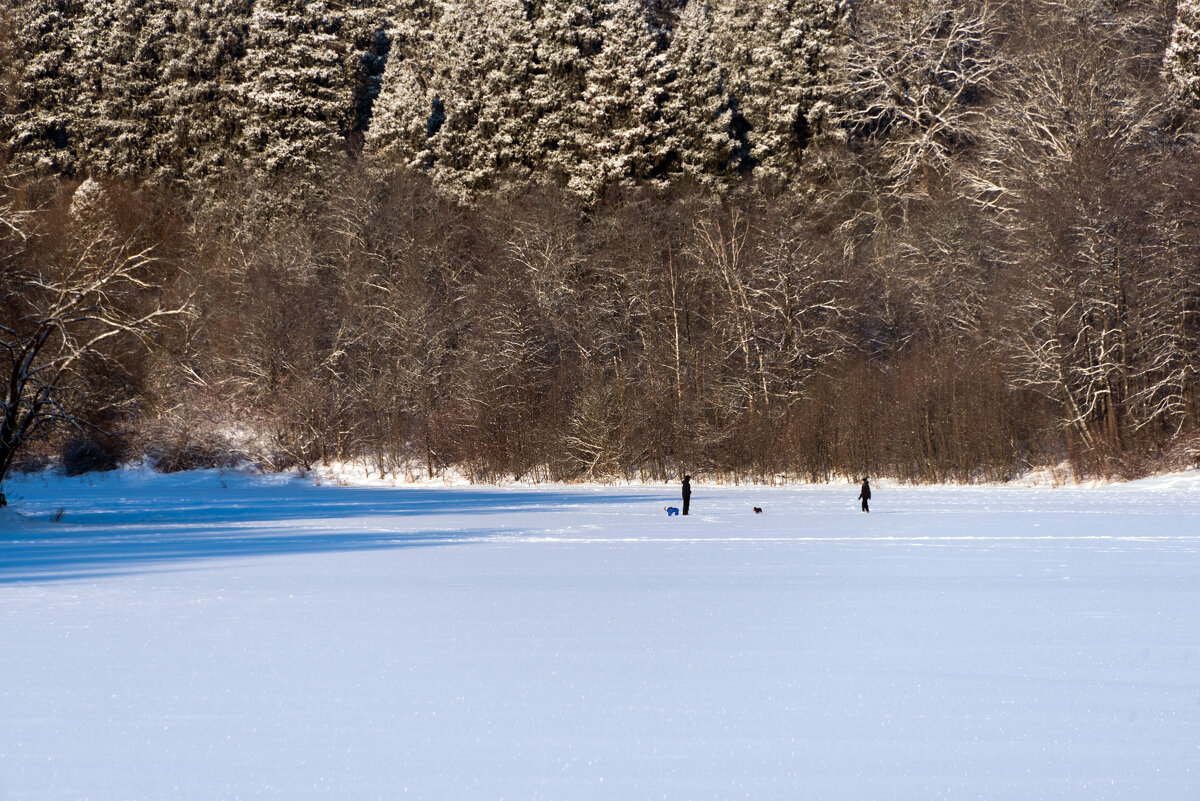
<box><xmin>753</xmin><ymin>507</ymin><xmax>762</xmax><ymax>514</ymax></box>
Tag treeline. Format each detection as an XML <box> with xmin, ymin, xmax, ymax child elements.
<box><xmin>1</xmin><ymin>0</ymin><xmax>389</xmax><ymax>181</ymax></box>
<box><xmin>2</xmin><ymin>0</ymin><xmax>1200</xmax><ymax>483</ymax></box>
<box><xmin>1</xmin><ymin>0</ymin><xmax>842</xmax><ymax>197</ymax></box>
<box><xmin>0</xmin><ymin>170</ymin><xmax>1050</xmax><ymax>482</ymax></box>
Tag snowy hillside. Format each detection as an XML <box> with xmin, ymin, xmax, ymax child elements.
<box><xmin>1</xmin><ymin>468</ymin><xmax>1199</xmax><ymax>800</ymax></box>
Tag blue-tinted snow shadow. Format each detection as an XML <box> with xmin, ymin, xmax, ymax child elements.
<box><xmin>9</xmin><ymin>480</ymin><xmax>653</xmax><ymax>527</ymax></box>
<box><xmin>0</xmin><ymin>527</ymin><xmax>485</xmax><ymax>584</ymax></box>
<box><xmin>0</xmin><ymin>482</ymin><xmax>659</xmax><ymax>584</ymax></box>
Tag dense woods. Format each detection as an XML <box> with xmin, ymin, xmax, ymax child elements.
<box><xmin>2</xmin><ymin>0</ymin><xmax>1200</xmax><ymax>485</ymax></box>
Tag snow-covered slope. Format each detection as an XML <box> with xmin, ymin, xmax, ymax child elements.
<box><xmin>1</xmin><ymin>469</ymin><xmax>1198</xmax><ymax>800</ymax></box>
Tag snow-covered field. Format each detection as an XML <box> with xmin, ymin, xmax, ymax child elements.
<box><xmin>1</xmin><ymin>468</ymin><xmax>1198</xmax><ymax>800</ymax></box>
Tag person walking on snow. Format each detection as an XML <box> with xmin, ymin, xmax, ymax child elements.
<box><xmin>682</xmin><ymin>475</ymin><xmax>692</xmax><ymax>516</ymax></box>
<box><xmin>858</xmin><ymin>478</ymin><xmax>871</xmax><ymax>513</ymax></box>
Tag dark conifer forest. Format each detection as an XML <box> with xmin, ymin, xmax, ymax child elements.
<box><xmin>2</xmin><ymin>0</ymin><xmax>1200</xmax><ymax>483</ymax></box>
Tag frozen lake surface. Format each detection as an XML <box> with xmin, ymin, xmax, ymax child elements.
<box><xmin>2</xmin><ymin>469</ymin><xmax>1199</xmax><ymax>800</ymax></box>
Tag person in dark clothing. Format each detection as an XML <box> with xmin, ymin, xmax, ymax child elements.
<box><xmin>858</xmin><ymin>478</ymin><xmax>871</xmax><ymax>513</ymax></box>
<box><xmin>682</xmin><ymin>475</ymin><xmax>692</xmax><ymax>516</ymax></box>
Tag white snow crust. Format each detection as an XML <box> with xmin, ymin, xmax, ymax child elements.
<box><xmin>1</xmin><ymin>468</ymin><xmax>1198</xmax><ymax>799</ymax></box>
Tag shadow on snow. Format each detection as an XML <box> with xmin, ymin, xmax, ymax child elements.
<box><xmin>0</xmin><ymin>480</ymin><xmax>656</xmax><ymax>584</ymax></box>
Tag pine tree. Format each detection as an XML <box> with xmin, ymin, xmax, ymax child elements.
<box><xmin>38</xmin><ymin>0</ymin><xmax>189</xmax><ymax>178</ymax></box>
<box><xmin>92</xmin><ymin>0</ymin><xmax>175</xmax><ymax>177</ymax></box>
<box><xmin>569</xmin><ymin>0</ymin><xmax>673</xmax><ymax>198</ymax></box>
<box><xmin>364</xmin><ymin>0</ymin><xmax>438</xmax><ymax>170</ymax></box>
<box><xmin>711</xmin><ymin>0</ymin><xmax>841</xmax><ymax>181</ymax></box>
<box><xmin>344</xmin><ymin>5</ymin><xmax>392</xmax><ymax>141</ymax></box>
<box><xmin>145</xmin><ymin>0</ymin><xmax>254</xmax><ymax>183</ymax></box>
<box><xmin>371</xmin><ymin>0</ymin><xmax>608</xmax><ymax>196</ymax></box>
<box><xmin>367</xmin><ymin>0</ymin><xmax>843</xmax><ymax>193</ymax></box>
<box><xmin>4</xmin><ymin>0</ymin><xmax>81</xmax><ymax>174</ymax></box>
<box><xmin>238</xmin><ymin>0</ymin><xmax>357</xmax><ymax>175</ymax></box>
<box><xmin>1166</xmin><ymin>0</ymin><xmax>1200</xmax><ymax>105</ymax></box>
<box><xmin>423</xmin><ymin>0</ymin><xmax>541</xmax><ymax>191</ymax></box>
<box><xmin>0</xmin><ymin>5</ymin><xmax>13</xmax><ymax>91</ymax></box>
<box><xmin>461</xmin><ymin>0</ymin><xmax>541</xmax><ymax>186</ymax></box>
<box><xmin>8</xmin><ymin>0</ymin><xmax>387</xmax><ymax>183</ymax></box>
<box><xmin>661</xmin><ymin>0</ymin><xmax>742</xmax><ymax>185</ymax></box>
<box><xmin>55</xmin><ymin>0</ymin><xmax>113</xmax><ymax>174</ymax></box>
<box><xmin>528</xmin><ymin>0</ymin><xmax>602</xmax><ymax>185</ymax></box>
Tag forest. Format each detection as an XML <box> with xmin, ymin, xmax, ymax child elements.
<box><xmin>2</xmin><ymin>0</ymin><xmax>1200</xmax><ymax>485</ymax></box>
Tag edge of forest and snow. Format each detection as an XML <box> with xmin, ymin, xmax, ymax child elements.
<box><xmin>5</xmin><ymin>461</ymin><xmax>1200</xmax><ymax>536</ymax></box>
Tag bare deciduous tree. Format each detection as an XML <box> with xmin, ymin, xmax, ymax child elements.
<box><xmin>1</xmin><ymin>186</ymin><xmax>187</xmax><ymax>492</ymax></box>
<box><xmin>976</xmin><ymin>1</ymin><xmax>1174</xmax><ymax>456</ymax></box>
<box><xmin>824</xmin><ymin>0</ymin><xmax>999</xmax><ymax>191</ymax></box>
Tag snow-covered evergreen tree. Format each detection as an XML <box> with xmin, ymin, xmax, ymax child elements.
<box><xmin>364</xmin><ymin>0</ymin><xmax>437</xmax><ymax>170</ymax></box>
<box><xmin>461</xmin><ymin>0</ymin><xmax>541</xmax><ymax>186</ymax></box>
<box><xmin>54</xmin><ymin>0</ymin><xmax>114</xmax><ymax>173</ymax></box>
<box><xmin>4</xmin><ymin>0</ymin><xmax>81</xmax><ymax>174</ymax></box>
<box><xmin>81</xmin><ymin>0</ymin><xmax>177</xmax><ymax>177</ymax></box>
<box><xmin>1166</xmin><ymin>0</ymin><xmax>1200</xmax><ymax>105</ymax></box>
<box><xmin>422</xmin><ymin>0</ymin><xmax>541</xmax><ymax>191</ymax></box>
<box><xmin>569</xmin><ymin>0</ymin><xmax>672</xmax><ymax>197</ymax></box>
<box><xmin>145</xmin><ymin>0</ymin><xmax>254</xmax><ymax>183</ymax></box>
<box><xmin>56</xmin><ymin>0</ymin><xmax>384</xmax><ymax>182</ymax></box>
<box><xmin>7</xmin><ymin>0</ymin><xmax>253</xmax><ymax>181</ymax></box>
<box><xmin>364</xmin><ymin>0</ymin><xmax>842</xmax><ymax>194</ymax></box>
<box><xmin>0</xmin><ymin>6</ymin><xmax>13</xmax><ymax>86</ymax></box>
<box><xmin>346</xmin><ymin>5</ymin><xmax>392</xmax><ymax>140</ymax></box>
<box><xmin>661</xmin><ymin>0</ymin><xmax>743</xmax><ymax>185</ymax></box>
<box><xmin>711</xmin><ymin>0</ymin><xmax>841</xmax><ymax>180</ymax></box>
<box><xmin>238</xmin><ymin>0</ymin><xmax>377</xmax><ymax>175</ymax></box>
<box><xmin>528</xmin><ymin>0</ymin><xmax>602</xmax><ymax>185</ymax></box>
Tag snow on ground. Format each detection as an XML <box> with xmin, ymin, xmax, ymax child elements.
<box><xmin>1</xmin><ymin>468</ymin><xmax>1199</xmax><ymax>800</ymax></box>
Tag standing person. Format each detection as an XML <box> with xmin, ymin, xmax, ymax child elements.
<box><xmin>682</xmin><ymin>475</ymin><xmax>692</xmax><ymax>516</ymax></box>
<box><xmin>858</xmin><ymin>478</ymin><xmax>871</xmax><ymax>513</ymax></box>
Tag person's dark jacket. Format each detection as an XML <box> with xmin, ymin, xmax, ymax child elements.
<box><xmin>682</xmin><ymin>477</ymin><xmax>692</xmax><ymax>500</ymax></box>
<box><xmin>858</xmin><ymin>481</ymin><xmax>871</xmax><ymax>501</ymax></box>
